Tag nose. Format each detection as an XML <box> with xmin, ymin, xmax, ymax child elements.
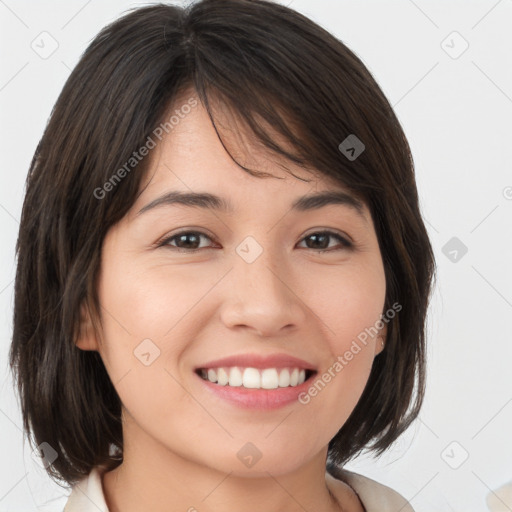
<box><xmin>219</xmin><ymin>247</ymin><xmax>306</xmax><ymax>338</ymax></box>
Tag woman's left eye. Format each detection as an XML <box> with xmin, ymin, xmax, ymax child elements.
<box><xmin>158</xmin><ymin>230</ymin><xmax>352</xmax><ymax>253</ymax></box>
<box><xmin>297</xmin><ymin>231</ymin><xmax>353</xmax><ymax>252</ymax></box>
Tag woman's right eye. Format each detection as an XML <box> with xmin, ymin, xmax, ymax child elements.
<box><xmin>159</xmin><ymin>231</ymin><xmax>215</xmax><ymax>252</ymax></box>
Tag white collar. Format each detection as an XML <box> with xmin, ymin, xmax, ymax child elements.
<box><xmin>64</xmin><ymin>467</ymin><xmax>109</xmax><ymax>512</ymax></box>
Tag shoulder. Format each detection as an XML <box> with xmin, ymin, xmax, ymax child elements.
<box><xmin>63</xmin><ymin>466</ymin><xmax>109</xmax><ymax>512</ymax></box>
<box><xmin>326</xmin><ymin>465</ymin><xmax>415</xmax><ymax>512</ymax></box>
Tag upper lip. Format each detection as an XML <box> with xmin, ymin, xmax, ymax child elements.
<box><xmin>196</xmin><ymin>353</ymin><xmax>317</xmax><ymax>371</ymax></box>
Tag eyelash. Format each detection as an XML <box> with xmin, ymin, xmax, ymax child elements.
<box><xmin>157</xmin><ymin>230</ymin><xmax>353</xmax><ymax>253</ymax></box>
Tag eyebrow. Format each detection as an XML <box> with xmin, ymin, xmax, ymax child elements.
<box><xmin>136</xmin><ymin>190</ymin><xmax>367</xmax><ymax>221</ymax></box>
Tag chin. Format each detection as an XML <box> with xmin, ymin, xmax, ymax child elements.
<box><xmin>199</xmin><ymin>443</ymin><xmax>321</xmax><ymax>479</ymax></box>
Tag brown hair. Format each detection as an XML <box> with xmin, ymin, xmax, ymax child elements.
<box><xmin>9</xmin><ymin>0</ymin><xmax>436</xmax><ymax>486</ymax></box>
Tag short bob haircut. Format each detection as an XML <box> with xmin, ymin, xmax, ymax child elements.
<box><xmin>10</xmin><ymin>0</ymin><xmax>436</xmax><ymax>486</ymax></box>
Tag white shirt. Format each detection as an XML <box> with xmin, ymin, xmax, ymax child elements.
<box><xmin>63</xmin><ymin>465</ymin><xmax>415</xmax><ymax>512</ymax></box>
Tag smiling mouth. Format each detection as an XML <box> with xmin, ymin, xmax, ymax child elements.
<box><xmin>195</xmin><ymin>366</ymin><xmax>316</xmax><ymax>389</ymax></box>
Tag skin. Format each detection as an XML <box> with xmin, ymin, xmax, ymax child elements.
<box><xmin>77</xmin><ymin>87</ymin><xmax>387</xmax><ymax>512</ymax></box>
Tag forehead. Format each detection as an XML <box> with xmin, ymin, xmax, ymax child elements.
<box><xmin>133</xmin><ymin>89</ymin><xmax>370</xmax><ymax>223</ymax></box>
<box><xmin>145</xmin><ymin>91</ymin><xmax>304</xmax><ymax>180</ymax></box>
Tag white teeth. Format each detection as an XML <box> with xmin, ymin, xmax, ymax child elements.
<box><xmin>278</xmin><ymin>368</ymin><xmax>290</xmax><ymax>387</ymax></box>
<box><xmin>199</xmin><ymin>366</ymin><xmax>310</xmax><ymax>389</ymax></box>
<box><xmin>242</xmin><ymin>368</ymin><xmax>261</xmax><ymax>388</ymax></box>
<box><xmin>228</xmin><ymin>367</ymin><xmax>243</xmax><ymax>387</ymax></box>
<box><xmin>217</xmin><ymin>367</ymin><xmax>229</xmax><ymax>386</ymax></box>
<box><xmin>261</xmin><ymin>369</ymin><xmax>279</xmax><ymax>389</ymax></box>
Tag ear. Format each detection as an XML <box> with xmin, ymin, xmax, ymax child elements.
<box><xmin>75</xmin><ymin>302</ymin><xmax>100</xmax><ymax>351</ymax></box>
<box><xmin>374</xmin><ymin>324</ymin><xmax>388</xmax><ymax>357</ymax></box>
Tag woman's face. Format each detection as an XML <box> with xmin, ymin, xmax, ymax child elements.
<box><xmin>79</xmin><ymin>90</ymin><xmax>387</xmax><ymax>477</ymax></box>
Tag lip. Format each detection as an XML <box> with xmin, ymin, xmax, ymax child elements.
<box><xmin>194</xmin><ymin>352</ymin><xmax>318</xmax><ymax>410</ymax></box>
<box><xmin>195</xmin><ymin>353</ymin><xmax>317</xmax><ymax>371</ymax></box>
<box><xmin>195</xmin><ymin>370</ymin><xmax>317</xmax><ymax>410</ymax></box>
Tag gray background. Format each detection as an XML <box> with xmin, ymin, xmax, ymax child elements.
<box><xmin>1</xmin><ymin>0</ymin><xmax>511</xmax><ymax>510</ymax></box>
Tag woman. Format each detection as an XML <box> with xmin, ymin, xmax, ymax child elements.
<box><xmin>10</xmin><ymin>1</ymin><xmax>436</xmax><ymax>510</ymax></box>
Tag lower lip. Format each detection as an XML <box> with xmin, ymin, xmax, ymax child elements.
<box><xmin>195</xmin><ymin>372</ymin><xmax>316</xmax><ymax>410</ymax></box>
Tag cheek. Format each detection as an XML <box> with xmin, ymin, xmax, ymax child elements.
<box><xmin>94</xmin><ymin>251</ymin><xmax>226</xmax><ymax>405</ymax></box>
<box><xmin>97</xmin><ymin>255</ymin><xmax>218</xmax><ymax>352</ymax></box>
<box><xmin>297</xmin><ymin>260</ymin><xmax>385</xmax><ymax>417</ymax></box>
<box><xmin>94</xmin><ymin>258</ymin><xmax>197</xmax><ymax>429</ymax></box>
<box><xmin>300</xmin><ymin>258</ymin><xmax>386</xmax><ymax>347</ymax></box>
